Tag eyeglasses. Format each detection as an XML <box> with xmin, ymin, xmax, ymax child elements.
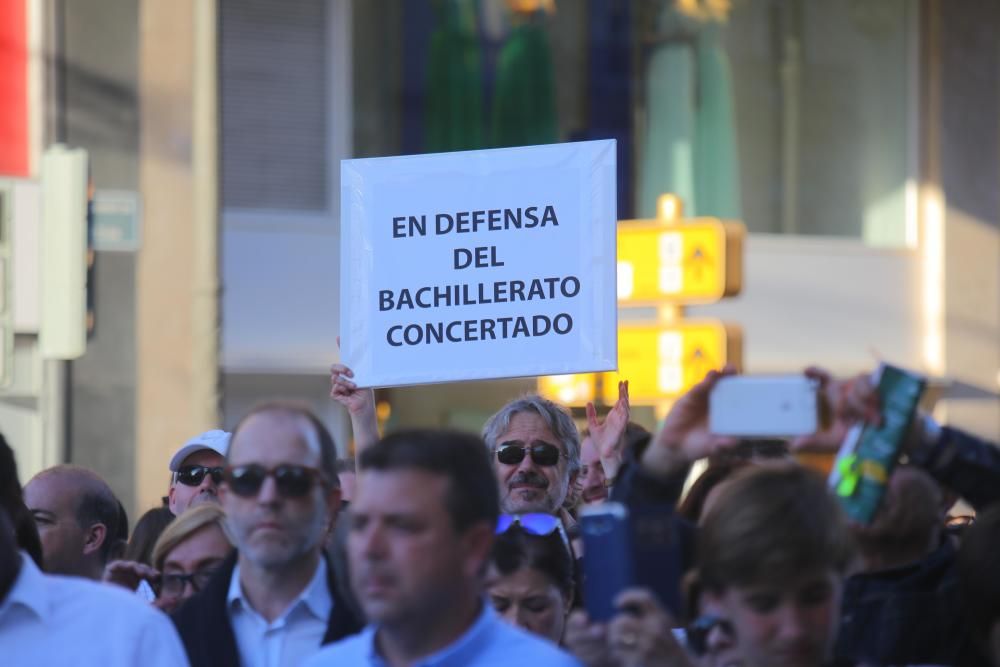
<box><xmin>175</xmin><ymin>465</ymin><xmax>225</xmax><ymax>487</ymax></box>
<box><xmin>224</xmin><ymin>464</ymin><xmax>327</xmax><ymax>499</ymax></box>
<box><xmin>496</xmin><ymin>513</ymin><xmax>572</xmax><ymax>555</ymax></box>
<box><xmin>495</xmin><ymin>441</ymin><xmax>566</xmax><ymax>467</ymax></box>
<box><xmin>160</xmin><ymin>568</ymin><xmax>218</xmax><ymax>597</ymax></box>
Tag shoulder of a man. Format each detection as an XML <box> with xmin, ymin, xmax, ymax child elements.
<box><xmin>486</xmin><ymin>618</ymin><xmax>582</xmax><ymax>665</ymax></box>
<box><xmin>49</xmin><ymin>573</ymin><xmax>174</xmax><ymax>627</ymax></box>
<box><xmin>18</xmin><ymin>573</ymin><xmax>189</xmax><ymax>665</ymax></box>
<box><xmin>303</xmin><ymin>625</ymin><xmax>581</xmax><ymax>667</ymax></box>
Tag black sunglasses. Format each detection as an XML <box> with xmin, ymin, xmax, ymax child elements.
<box><xmin>176</xmin><ymin>465</ymin><xmax>225</xmax><ymax>487</ymax></box>
<box><xmin>495</xmin><ymin>440</ymin><xmax>565</xmax><ymax>467</ymax></box>
<box><xmin>160</xmin><ymin>567</ymin><xmax>218</xmax><ymax>597</ymax></box>
<box><xmin>224</xmin><ymin>464</ymin><xmax>326</xmax><ymax>499</ymax></box>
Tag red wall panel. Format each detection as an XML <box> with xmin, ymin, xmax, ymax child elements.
<box><xmin>0</xmin><ymin>0</ymin><xmax>29</xmax><ymax>177</ymax></box>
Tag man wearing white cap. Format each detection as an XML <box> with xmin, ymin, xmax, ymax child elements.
<box><xmin>168</xmin><ymin>430</ymin><xmax>231</xmax><ymax>516</ymax></box>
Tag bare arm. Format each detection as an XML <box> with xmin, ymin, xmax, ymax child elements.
<box><xmin>330</xmin><ymin>363</ymin><xmax>379</xmax><ymax>465</ymax></box>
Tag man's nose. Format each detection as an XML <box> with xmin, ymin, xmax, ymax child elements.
<box><xmin>515</xmin><ymin>451</ymin><xmax>539</xmax><ymax>473</ymax></box>
<box><xmin>256</xmin><ymin>474</ymin><xmax>281</xmax><ymax>505</ymax></box>
<box><xmin>706</xmin><ymin>620</ymin><xmax>735</xmax><ymax>653</ymax></box>
<box><xmin>775</xmin><ymin>604</ymin><xmax>807</xmax><ymax>642</ymax></box>
<box><xmin>355</xmin><ymin>524</ymin><xmax>386</xmax><ymax>559</ymax></box>
<box><xmin>199</xmin><ymin>473</ymin><xmax>218</xmax><ymax>493</ymax></box>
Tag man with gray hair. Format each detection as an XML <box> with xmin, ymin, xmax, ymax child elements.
<box><xmin>482</xmin><ymin>394</ymin><xmax>581</xmax><ymax>515</ymax></box>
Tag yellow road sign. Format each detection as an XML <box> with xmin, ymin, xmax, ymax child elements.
<box><xmin>598</xmin><ymin>321</ymin><xmax>743</xmax><ymax>404</ymax></box>
<box><xmin>540</xmin><ymin>195</ymin><xmax>746</xmax><ymax>407</ymax></box>
<box><xmin>537</xmin><ymin>372</ymin><xmax>598</xmax><ymax>406</ymax></box>
<box><xmin>617</xmin><ymin>218</ymin><xmax>745</xmax><ymax>305</ymax></box>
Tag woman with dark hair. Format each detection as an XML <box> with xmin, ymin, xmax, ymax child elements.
<box><xmin>487</xmin><ymin>514</ymin><xmax>575</xmax><ymax>645</ymax></box>
<box><xmin>124</xmin><ymin>506</ymin><xmax>175</xmax><ymax>565</ymax></box>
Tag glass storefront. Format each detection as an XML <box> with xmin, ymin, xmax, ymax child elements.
<box><xmin>352</xmin><ymin>0</ymin><xmax>915</xmax><ymax>245</ymax></box>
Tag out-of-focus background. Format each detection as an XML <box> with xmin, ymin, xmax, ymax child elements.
<box><xmin>1</xmin><ymin>0</ymin><xmax>997</xmax><ymax>518</ymax></box>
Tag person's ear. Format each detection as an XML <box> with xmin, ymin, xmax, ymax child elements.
<box><xmin>324</xmin><ymin>486</ymin><xmax>342</xmax><ymax>522</ymax></box>
<box><xmin>461</xmin><ymin>522</ymin><xmax>495</xmax><ymax>579</ymax></box>
<box><xmin>82</xmin><ymin>523</ymin><xmax>108</xmax><ymax>557</ymax></box>
<box><xmin>167</xmin><ymin>484</ymin><xmax>179</xmax><ymax>513</ymax></box>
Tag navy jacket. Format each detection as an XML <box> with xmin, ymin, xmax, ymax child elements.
<box><xmin>835</xmin><ymin>425</ymin><xmax>1000</xmax><ymax>667</ymax></box>
<box><xmin>171</xmin><ymin>551</ymin><xmax>364</xmax><ymax>667</ymax></box>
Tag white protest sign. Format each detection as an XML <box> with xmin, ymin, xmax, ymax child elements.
<box><xmin>340</xmin><ymin>140</ymin><xmax>617</xmax><ymax>387</ymax></box>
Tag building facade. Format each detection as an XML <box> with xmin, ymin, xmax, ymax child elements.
<box><xmin>1</xmin><ymin>0</ymin><xmax>997</xmax><ymax>515</ymax></box>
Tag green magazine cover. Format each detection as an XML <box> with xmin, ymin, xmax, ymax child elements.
<box><xmin>829</xmin><ymin>364</ymin><xmax>927</xmax><ymax>524</ymax></box>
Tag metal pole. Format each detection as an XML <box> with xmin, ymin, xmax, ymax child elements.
<box><xmin>41</xmin><ymin>359</ymin><xmax>68</xmax><ymax>465</ymax></box>
<box><xmin>40</xmin><ymin>0</ymin><xmax>71</xmax><ymax>468</ymax></box>
<box><xmin>191</xmin><ymin>0</ymin><xmax>221</xmax><ymax>427</ymax></box>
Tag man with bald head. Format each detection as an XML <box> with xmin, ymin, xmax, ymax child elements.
<box><xmin>172</xmin><ymin>401</ymin><xmax>363</xmax><ymax>667</ymax></box>
<box><xmin>23</xmin><ymin>465</ymin><xmax>124</xmax><ymax>580</ymax></box>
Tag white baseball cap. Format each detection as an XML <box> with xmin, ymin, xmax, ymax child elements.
<box><xmin>169</xmin><ymin>429</ymin><xmax>231</xmax><ymax>471</ymax></box>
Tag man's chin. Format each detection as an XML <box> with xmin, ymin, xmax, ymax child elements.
<box><xmin>360</xmin><ymin>598</ymin><xmax>405</xmax><ymax>624</ymax></box>
<box><xmin>190</xmin><ymin>494</ymin><xmax>220</xmax><ymax>508</ymax></box>
<box><xmin>502</xmin><ymin>490</ymin><xmax>556</xmax><ymax>514</ymax></box>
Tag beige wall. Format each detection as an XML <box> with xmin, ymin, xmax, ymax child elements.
<box><xmin>135</xmin><ymin>0</ymin><xmax>219</xmax><ymax>512</ymax></box>
<box><xmin>928</xmin><ymin>0</ymin><xmax>1000</xmax><ymax>441</ymax></box>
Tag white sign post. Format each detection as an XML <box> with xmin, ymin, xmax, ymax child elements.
<box><xmin>340</xmin><ymin>140</ymin><xmax>617</xmax><ymax>387</ymax></box>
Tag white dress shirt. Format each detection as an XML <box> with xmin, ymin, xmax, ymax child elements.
<box><xmin>227</xmin><ymin>557</ymin><xmax>332</xmax><ymax>667</ymax></box>
<box><xmin>0</xmin><ymin>553</ymin><xmax>190</xmax><ymax>667</ymax></box>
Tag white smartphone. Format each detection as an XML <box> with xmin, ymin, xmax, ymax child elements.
<box><xmin>709</xmin><ymin>375</ymin><xmax>819</xmax><ymax>437</ymax></box>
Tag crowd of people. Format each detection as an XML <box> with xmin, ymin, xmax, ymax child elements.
<box><xmin>0</xmin><ymin>360</ymin><xmax>998</xmax><ymax>667</ymax></box>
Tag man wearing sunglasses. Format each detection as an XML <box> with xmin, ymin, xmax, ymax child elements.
<box><xmin>482</xmin><ymin>395</ymin><xmax>582</xmax><ymax>516</ymax></box>
<box><xmin>167</xmin><ymin>430</ymin><xmax>231</xmax><ymax>516</ymax></box>
<box><xmin>171</xmin><ymin>403</ymin><xmax>363</xmax><ymax>667</ymax></box>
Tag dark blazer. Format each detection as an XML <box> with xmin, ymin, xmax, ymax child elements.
<box><xmin>171</xmin><ymin>551</ymin><xmax>365</xmax><ymax>667</ymax></box>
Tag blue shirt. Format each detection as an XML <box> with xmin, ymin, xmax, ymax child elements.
<box><xmin>304</xmin><ymin>601</ymin><xmax>581</xmax><ymax>667</ymax></box>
